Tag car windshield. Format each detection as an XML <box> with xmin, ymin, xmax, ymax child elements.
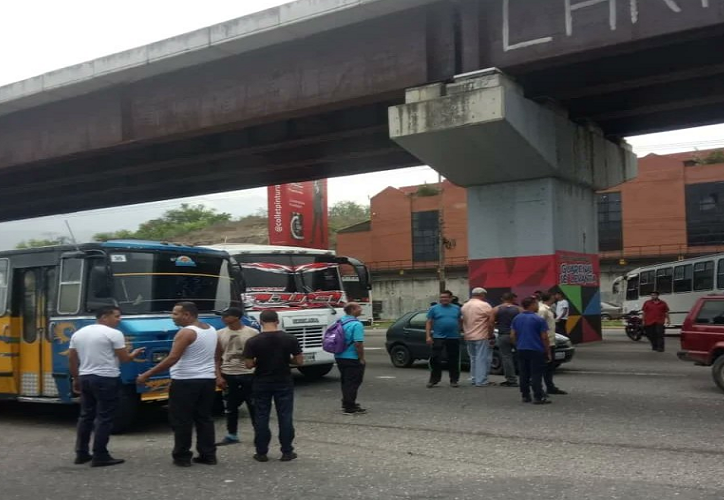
<box><xmin>109</xmin><ymin>251</ymin><xmax>234</xmax><ymax>314</ymax></box>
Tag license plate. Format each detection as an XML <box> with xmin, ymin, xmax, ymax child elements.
<box><xmin>555</xmin><ymin>351</ymin><xmax>566</xmax><ymax>360</ymax></box>
<box><xmin>303</xmin><ymin>352</ymin><xmax>316</xmax><ymax>363</ymax></box>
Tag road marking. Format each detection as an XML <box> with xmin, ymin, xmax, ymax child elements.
<box><xmin>569</xmin><ymin>370</ymin><xmax>687</xmax><ymax>377</ymax></box>
<box><xmin>376</xmin><ymin>376</ymin><xmax>396</xmax><ymax>379</ymax></box>
<box><xmin>365</xmin><ymin>347</ymin><xmax>384</xmax><ymax>350</ymax></box>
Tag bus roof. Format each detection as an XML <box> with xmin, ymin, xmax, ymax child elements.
<box><xmin>205</xmin><ymin>243</ymin><xmax>336</xmax><ymax>256</ymax></box>
<box><xmin>623</xmin><ymin>252</ymin><xmax>724</xmax><ymax>277</ymax></box>
<box><xmin>0</xmin><ymin>240</ymin><xmax>229</xmax><ymax>258</ymax></box>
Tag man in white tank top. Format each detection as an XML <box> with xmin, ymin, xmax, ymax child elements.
<box><xmin>137</xmin><ymin>301</ymin><xmax>223</xmax><ymax>467</ymax></box>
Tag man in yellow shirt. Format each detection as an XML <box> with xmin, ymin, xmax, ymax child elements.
<box><xmin>538</xmin><ymin>293</ymin><xmax>567</xmax><ymax>396</ymax></box>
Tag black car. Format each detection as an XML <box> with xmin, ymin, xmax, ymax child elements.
<box><xmin>385</xmin><ymin>310</ymin><xmax>575</xmax><ymax>373</ymax></box>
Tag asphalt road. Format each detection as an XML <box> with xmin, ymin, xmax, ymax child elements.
<box><xmin>1</xmin><ymin>330</ymin><xmax>723</xmax><ymax>500</ymax></box>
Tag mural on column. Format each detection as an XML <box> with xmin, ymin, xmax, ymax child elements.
<box><xmin>468</xmin><ymin>252</ymin><xmax>601</xmax><ymax>344</ymax></box>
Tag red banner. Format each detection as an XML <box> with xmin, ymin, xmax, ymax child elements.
<box><xmin>268</xmin><ymin>180</ymin><xmax>328</xmax><ymax>248</ymax></box>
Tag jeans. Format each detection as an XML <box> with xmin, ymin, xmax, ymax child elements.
<box><xmin>222</xmin><ymin>373</ymin><xmax>256</xmax><ymax>436</ymax></box>
<box><xmin>75</xmin><ymin>375</ymin><xmax>120</xmax><ymax>460</ymax></box>
<box><xmin>543</xmin><ymin>347</ymin><xmax>559</xmax><ymax>392</ymax></box>
<box><xmin>496</xmin><ymin>334</ymin><xmax>518</xmax><ymax>383</ymax></box>
<box><xmin>429</xmin><ymin>338</ymin><xmax>461</xmax><ymax>384</ymax></box>
<box><xmin>252</xmin><ymin>381</ymin><xmax>295</xmax><ymax>455</ymax></box>
<box><xmin>466</xmin><ymin>340</ymin><xmax>493</xmax><ymax>386</ymax></box>
<box><xmin>336</xmin><ymin>358</ymin><xmax>365</xmax><ymax>411</ymax></box>
<box><xmin>518</xmin><ymin>350</ymin><xmax>547</xmax><ymax>401</ymax></box>
<box><xmin>646</xmin><ymin>323</ymin><xmax>665</xmax><ymax>351</ymax></box>
<box><xmin>168</xmin><ymin>379</ymin><xmax>217</xmax><ymax>462</ymax></box>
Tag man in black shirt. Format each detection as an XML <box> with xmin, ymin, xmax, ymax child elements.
<box><xmin>242</xmin><ymin>310</ymin><xmax>303</xmax><ymax>463</ymax></box>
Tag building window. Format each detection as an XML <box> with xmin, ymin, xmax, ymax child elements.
<box><xmin>412</xmin><ymin>210</ymin><xmax>439</xmax><ymax>262</ymax></box>
<box><xmin>686</xmin><ymin>182</ymin><xmax>724</xmax><ymax>246</ymax></box>
<box><xmin>598</xmin><ymin>192</ymin><xmax>622</xmax><ymax>251</ymax></box>
<box><xmin>693</xmin><ymin>261</ymin><xmax>714</xmax><ymax>291</ymax></box>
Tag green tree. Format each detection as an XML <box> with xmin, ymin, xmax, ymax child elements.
<box><xmin>93</xmin><ymin>204</ymin><xmax>231</xmax><ymax>242</ymax></box>
<box><xmin>16</xmin><ymin>236</ymin><xmax>72</xmax><ymax>249</ymax></box>
<box><xmin>328</xmin><ymin>201</ymin><xmax>370</xmax><ymax>230</ymax></box>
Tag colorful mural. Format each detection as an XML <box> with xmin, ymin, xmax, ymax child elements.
<box><xmin>468</xmin><ymin>252</ymin><xmax>601</xmax><ymax>344</ymax></box>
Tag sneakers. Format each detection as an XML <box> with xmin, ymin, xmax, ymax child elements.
<box><xmin>533</xmin><ymin>399</ymin><xmax>552</xmax><ymax>405</ymax></box>
<box><xmin>91</xmin><ymin>457</ymin><xmax>125</xmax><ymax>467</ymax></box>
<box><xmin>253</xmin><ymin>454</ymin><xmax>269</xmax><ymax>462</ymax></box>
<box><xmin>173</xmin><ymin>459</ymin><xmax>192</xmax><ymax>467</ymax></box>
<box><xmin>500</xmin><ymin>381</ymin><xmax>519</xmax><ymax>387</ymax></box>
<box><xmin>74</xmin><ymin>454</ymin><xmax>93</xmax><ymax>465</ymax></box>
<box><xmin>280</xmin><ymin>452</ymin><xmax>298</xmax><ymax>462</ymax></box>
<box><xmin>192</xmin><ymin>456</ymin><xmax>218</xmax><ymax>465</ymax></box>
<box><xmin>218</xmin><ymin>434</ymin><xmax>240</xmax><ymax>446</ymax></box>
<box><xmin>522</xmin><ymin>396</ymin><xmax>532</xmax><ymax>403</ymax></box>
<box><xmin>342</xmin><ymin>407</ymin><xmax>367</xmax><ymax>415</ymax></box>
<box><xmin>450</xmin><ymin>381</ymin><xmax>460</xmax><ymax>388</ymax></box>
<box><xmin>426</xmin><ymin>382</ymin><xmax>438</xmax><ymax>388</ymax></box>
<box><xmin>474</xmin><ymin>381</ymin><xmax>496</xmax><ymax>387</ymax></box>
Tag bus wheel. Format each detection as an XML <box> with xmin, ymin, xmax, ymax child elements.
<box><xmin>298</xmin><ymin>364</ymin><xmax>334</xmax><ymax>380</ymax></box>
<box><xmin>712</xmin><ymin>356</ymin><xmax>724</xmax><ymax>393</ymax></box>
<box><xmin>111</xmin><ymin>385</ymin><xmax>139</xmax><ymax>435</ymax></box>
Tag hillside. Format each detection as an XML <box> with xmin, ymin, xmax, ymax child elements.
<box><xmin>175</xmin><ymin>215</ymin><xmax>270</xmax><ymax>246</ymax></box>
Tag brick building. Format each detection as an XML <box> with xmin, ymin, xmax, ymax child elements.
<box><xmin>337</xmin><ymin>150</ymin><xmax>724</xmax><ymax>319</ymax></box>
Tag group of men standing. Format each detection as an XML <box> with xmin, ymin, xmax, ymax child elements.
<box><xmin>69</xmin><ymin>303</ymin><xmax>305</xmax><ymax>467</ymax></box>
<box><xmin>425</xmin><ymin>289</ymin><xmax>569</xmax><ymax>404</ymax></box>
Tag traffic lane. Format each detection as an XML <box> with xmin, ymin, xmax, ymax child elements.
<box><xmin>359</xmin><ymin>329</ymin><xmax>724</xmax><ymax>455</ymax></box>
<box><xmin>1</xmin><ymin>333</ymin><xmax>724</xmax><ymax>499</ymax></box>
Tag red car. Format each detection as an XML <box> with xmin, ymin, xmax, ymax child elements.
<box><xmin>678</xmin><ymin>295</ymin><xmax>724</xmax><ymax>392</ymax></box>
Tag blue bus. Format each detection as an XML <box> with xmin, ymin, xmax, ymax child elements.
<box><xmin>0</xmin><ymin>240</ymin><xmax>242</xmax><ymax>431</ymax></box>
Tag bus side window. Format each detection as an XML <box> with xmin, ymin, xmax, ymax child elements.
<box><xmin>717</xmin><ymin>259</ymin><xmax>724</xmax><ymax>290</ymax></box>
<box><xmin>655</xmin><ymin>268</ymin><xmax>673</xmax><ymax>295</ymax></box>
<box><xmin>674</xmin><ymin>264</ymin><xmax>693</xmax><ymax>293</ymax></box>
<box><xmin>693</xmin><ymin>261</ymin><xmax>714</xmax><ymax>291</ymax></box>
<box><xmin>639</xmin><ymin>271</ymin><xmax>655</xmax><ymax>296</ymax></box>
<box><xmin>626</xmin><ymin>276</ymin><xmax>639</xmax><ymax>301</ymax></box>
<box><xmin>0</xmin><ymin>259</ymin><xmax>8</xmax><ymax>317</ymax></box>
<box><xmin>58</xmin><ymin>258</ymin><xmax>84</xmax><ymax>315</ymax></box>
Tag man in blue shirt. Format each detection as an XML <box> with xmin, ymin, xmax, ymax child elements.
<box><xmin>511</xmin><ymin>296</ymin><xmax>552</xmax><ymax>405</ymax></box>
<box><xmin>425</xmin><ymin>290</ymin><xmax>462</xmax><ymax>388</ymax></box>
<box><xmin>335</xmin><ymin>302</ymin><xmax>366</xmax><ymax>415</ymax></box>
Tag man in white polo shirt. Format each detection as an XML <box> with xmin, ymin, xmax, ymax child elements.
<box><xmin>69</xmin><ymin>306</ymin><xmax>144</xmax><ymax>467</ymax></box>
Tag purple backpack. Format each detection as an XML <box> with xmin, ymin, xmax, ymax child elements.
<box><xmin>322</xmin><ymin>318</ymin><xmax>358</xmax><ymax>354</ymax></box>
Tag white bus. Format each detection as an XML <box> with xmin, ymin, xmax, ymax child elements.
<box><xmin>612</xmin><ymin>253</ymin><xmax>724</xmax><ymax>327</ymax></box>
<box><xmin>207</xmin><ymin>244</ymin><xmax>371</xmax><ymax>379</ymax></box>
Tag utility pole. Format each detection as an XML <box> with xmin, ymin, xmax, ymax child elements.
<box><xmin>437</xmin><ymin>172</ymin><xmax>446</xmax><ymax>293</ymax></box>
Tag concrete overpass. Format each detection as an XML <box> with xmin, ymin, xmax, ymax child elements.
<box><xmin>1</xmin><ymin>0</ymin><xmax>723</xmax><ymax>220</ymax></box>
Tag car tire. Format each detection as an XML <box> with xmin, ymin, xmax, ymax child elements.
<box><xmin>489</xmin><ymin>351</ymin><xmax>503</xmax><ymax>375</ymax></box>
<box><xmin>601</xmin><ymin>314</ymin><xmax>611</xmax><ymax>321</ymax></box>
<box><xmin>298</xmin><ymin>364</ymin><xmax>334</xmax><ymax>380</ymax></box>
<box><xmin>712</xmin><ymin>356</ymin><xmax>724</xmax><ymax>393</ymax></box>
<box><xmin>390</xmin><ymin>345</ymin><xmax>414</xmax><ymax>368</ymax></box>
<box><xmin>111</xmin><ymin>385</ymin><xmax>139</xmax><ymax>435</ymax></box>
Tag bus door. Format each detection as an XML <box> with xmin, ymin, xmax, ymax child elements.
<box><xmin>15</xmin><ymin>266</ymin><xmax>57</xmax><ymax>398</ymax></box>
<box><xmin>0</xmin><ymin>258</ymin><xmax>16</xmax><ymax>395</ymax></box>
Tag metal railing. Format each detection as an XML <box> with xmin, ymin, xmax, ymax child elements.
<box><xmin>601</xmin><ymin>244</ymin><xmax>724</xmax><ymax>260</ymax></box>
<box><xmin>368</xmin><ymin>257</ymin><xmax>468</xmax><ymax>272</ymax></box>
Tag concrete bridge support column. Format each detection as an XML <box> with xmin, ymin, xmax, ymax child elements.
<box><xmin>389</xmin><ymin>70</ymin><xmax>636</xmax><ymax>343</ymax></box>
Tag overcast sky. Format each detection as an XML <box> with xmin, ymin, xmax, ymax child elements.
<box><xmin>1</xmin><ymin>0</ymin><xmax>724</xmax><ymax>250</ymax></box>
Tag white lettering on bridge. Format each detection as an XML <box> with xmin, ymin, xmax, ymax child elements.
<box><xmin>503</xmin><ymin>0</ymin><xmax>712</xmax><ymax>52</ymax></box>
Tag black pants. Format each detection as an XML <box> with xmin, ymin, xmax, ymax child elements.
<box><xmin>337</xmin><ymin>358</ymin><xmax>365</xmax><ymax>411</ymax></box>
<box><xmin>543</xmin><ymin>347</ymin><xmax>559</xmax><ymax>392</ymax></box>
<box><xmin>253</xmin><ymin>381</ymin><xmax>295</xmax><ymax>455</ymax></box>
<box><xmin>75</xmin><ymin>375</ymin><xmax>120</xmax><ymax>460</ymax></box>
<box><xmin>556</xmin><ymin>320</ymin><xmax>568</xmax><ymax>336</ymax></box>
<box><xmin>222</xmin><ymin>373</ymin><xmax>255</xmax><ymax>436</ymax></box>
<box><xmin>168</xmin><ymin>379</ymin><xmax>217</xmax><ymax>462</ymax></box>
<box><xmin>518</xmin><ymin>350</ymin><xmax>547</xmax><ymax>401</ymax></box>
<box><xmin>429</xmin><ymin>338</ymin><xmax>461</xmax><ymax>384</ymax></box>
<box><xmin>646</xmin><ymin>323</ymin><xmax>665</xmax><ymax>351</ymax></box>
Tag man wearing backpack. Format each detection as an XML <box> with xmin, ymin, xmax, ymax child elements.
<box><xmin>335</xmin><ymin>302</ymin><xmax>366</xmax><ymax>415</ymax></box>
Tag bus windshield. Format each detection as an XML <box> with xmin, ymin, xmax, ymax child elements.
<box><xmin>109</xmin><ymin>251</ymin><xmax>234</xmax><ymax>314</ymax></box>
<box><xmin>236</xmin><ymin>254</ymin><xmax>342</xmax><ymax>293</ymax></box>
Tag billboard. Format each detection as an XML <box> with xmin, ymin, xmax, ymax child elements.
<box><xmin>268</xmin><ymin>180</ymin><xmax>328</xmax><ymax>248</ymax></box>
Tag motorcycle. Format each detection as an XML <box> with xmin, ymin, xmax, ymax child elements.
<box><xmin>624</xmin><ymin>310</ymin><xmax>645</xmax><ymax>341</ymax></box>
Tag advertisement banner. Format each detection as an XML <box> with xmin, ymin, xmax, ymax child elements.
<box><xmin>268</xmin><ymin>180</ymin><xmax>328</xmax><ymax>248</ymax></box>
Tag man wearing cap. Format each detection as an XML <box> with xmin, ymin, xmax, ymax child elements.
<box><xmin>461</xmin><ymin>288</ymin><xmax>495</xmax><ymax>387</ymax></box>
<box><xmin>217</xmin><ymin>307</ymin><xmax>259</xmax><ymax>445</ymax></box>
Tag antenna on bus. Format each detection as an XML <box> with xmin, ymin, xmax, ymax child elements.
<box><xmin>64</xmin><ymin>220</ymin><xmax>82</xmax><ymax>251</ymax></box>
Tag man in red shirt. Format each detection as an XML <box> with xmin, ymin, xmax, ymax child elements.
<box><xmin>642</xmin><ymin>291</ymin><xmax>670</xmax><ymax>352</ymax></box>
